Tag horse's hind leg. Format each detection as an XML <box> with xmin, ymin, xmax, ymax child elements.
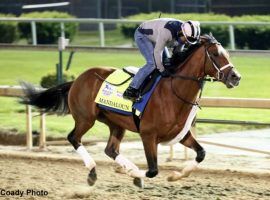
<box><xmin>67</xmin><ymin>120</ymin><xmax>97</xmax><ymax>186</ymax></box>
<box><xmin>168</xmin><ymin>130</ymin><xmax>205</xmax><ymax>181</ymax></box>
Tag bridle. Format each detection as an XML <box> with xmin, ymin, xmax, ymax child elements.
<box><xmin>204</xmin><ymin>43</ymin><xmax>234</xmax><ymax>82</ymax></box>
<box><xmin>170</xmin><ymin>40</ymin><xmax>234</xmax><ymax>107</ymax></box>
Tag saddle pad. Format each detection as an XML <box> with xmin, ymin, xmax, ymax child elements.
<box><xmin>95</xmin><ymin>69</ymin><xmax>162</xmax><ymax>117</ymax></box>
<box><xmin>95</xmin><ymin>69</ymin><xmax>132</xmax><ymax>115</ymax></box>
<box><xmin>133</xmin><ymin>75</ymin><xmax>161</xmax><ymax>116</ymax></box>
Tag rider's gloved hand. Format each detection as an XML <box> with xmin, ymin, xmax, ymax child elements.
<box><xmin>163</xmin><ymin>57</ymin><xmax>172</xmax><ymax>68</ymax></box>
<box><xmin>159</xmin><ymin>69</ymin><xmax>171</xmax><ymax>77</ymax></box>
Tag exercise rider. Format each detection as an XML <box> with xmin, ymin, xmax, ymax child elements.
<box><xmin>123</xmin><ymin>18</ymin><xmax>201</xmax><ymax>102</ymax></box>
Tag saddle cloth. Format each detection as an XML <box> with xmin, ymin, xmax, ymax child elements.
<box><xmin>94</xmin><ymin>67</ymin><xmax>161</xmax><ymax>117</ymax></box>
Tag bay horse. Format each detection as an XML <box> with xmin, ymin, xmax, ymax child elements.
<box><xmin>21</xmin><ymin>34</ymin><xmax>241</xmax><ymax>187</ymax></box>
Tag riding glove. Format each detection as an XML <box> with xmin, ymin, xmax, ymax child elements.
<box><xmin>160</xmin><ymin>69</ymin><xmax>171</xmax><ymax>77</ymax></box>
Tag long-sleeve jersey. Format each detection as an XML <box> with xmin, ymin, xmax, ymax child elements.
<box><xmin>138</xmin><ymin>18</ymin><xmax>185</xmax><ymax>71</ymax></box>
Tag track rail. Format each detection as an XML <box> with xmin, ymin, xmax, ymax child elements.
<box><xmin>0</xmin><ymin>44</ymin><xmax>270</xmax><ymax>56</ymax></box>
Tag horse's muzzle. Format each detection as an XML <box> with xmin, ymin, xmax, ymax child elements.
<box><xmin>225</xmin><ymin>69</ymin><xmax>241</xmax><ymax>88</ymax></box>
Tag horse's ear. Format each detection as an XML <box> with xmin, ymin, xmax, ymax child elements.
<box><xmin>209</xmin><ymin>32</ymin><xmax>213</xmax><ymax>37</ymax></box>
<box><xmin>199</xmin><ymin>35</ymin><xmax>207</xmax><ymax>43</ymax></box>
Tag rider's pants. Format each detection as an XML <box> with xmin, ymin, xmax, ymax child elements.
<box><xmin>129</xmin><ymin>29</ymin><xmax>156</xmax><ymax>89</ymax></box>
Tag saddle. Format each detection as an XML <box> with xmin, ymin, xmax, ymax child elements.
<box><xmin>123</xmin><ymin>66</ymin><xmax>161</xmax><ymax>96</ymax></box>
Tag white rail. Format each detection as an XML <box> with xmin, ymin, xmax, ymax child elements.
<box><xmin>1</xmin><ymin>44</ymin><xmax>270</xmax><ymax>56</ymax></box>
<box><xmin>1</xmin><ymin>86</ymin><xmax>270</xmax><ymax>153</ymax></box>
<box><xmin>1</xmin><ymin>17</ymin><xmax>270</xmax><ymax>49</ymax></box>
<box><xmin>0</xmin><ymin>86</ymin><xmax>45</xmax><ymax>150</ymax></box>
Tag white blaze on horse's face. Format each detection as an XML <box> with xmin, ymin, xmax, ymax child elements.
<box><xmin>218</xmin><ymin>45</ymin><xmax>229</xmax><ymax>60</ymax></box>
<box><xmin>207</xmin><ymin>44</ymin><xmax>241</xmax><ymax>88</ymax></box>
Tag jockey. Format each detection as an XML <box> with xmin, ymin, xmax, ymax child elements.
<box><xmin>123</xmin><ymin>18</ymin><xmax>201</xmax><ymax>102</ymax></box>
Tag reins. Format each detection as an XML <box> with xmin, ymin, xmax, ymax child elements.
<box><xmin>169</xmin><ymin>42</ymin><xmax>219</xmax><ymax>107</ymax></box>
<box><xmin>94</xmin><ymin>72</ymin><xmax>132</xmax><ymax>86</ymax></box>
<box><xmin>170</xmin><ymin>77</ymin><xmax>203</xmax><ymax>107</ymax></box>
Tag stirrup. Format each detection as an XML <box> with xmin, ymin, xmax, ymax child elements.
<box><xmin>123</xmin><ymin>95</ymin><xmax>142</xmax><ymax>102</ymax></box>
<box><xmin>134</xmin><ymin>96</ymin><xmax>142</xmax><ymax>103</ymax></box>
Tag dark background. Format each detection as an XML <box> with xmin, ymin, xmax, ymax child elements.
<box><xmin>0</xmin><ymin>0</ymin><xmax>269</xmax><ymax>18</ymax></box>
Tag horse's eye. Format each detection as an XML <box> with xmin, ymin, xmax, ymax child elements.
<box><xmin>213</xmin><ymin>52</ymin><xmax>219</xmax><ymax>57</ymax></box>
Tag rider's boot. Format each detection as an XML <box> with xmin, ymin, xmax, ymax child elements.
<box><xmin>123</xmin><ymin>86</ymin><xmax>140</xmax><ymax>102</ymax></box>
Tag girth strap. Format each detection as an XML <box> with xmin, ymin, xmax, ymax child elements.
<box><xmin>132</xmin><ymin>108</ymin><xmax>140</xmax><ymax>132</ymax></box>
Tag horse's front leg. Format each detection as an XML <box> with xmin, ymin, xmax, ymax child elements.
<box><xmin>141</xmin><ymin>133</ymin><xmax>158</xmax><ymax>178</ymax></box>
<box><xmin>168</xmin><ymin>130</ymin><xmax>206</xmax><ymax>181</ymax></box>
<box><xmin>104</xmin><ymin>123</ymin><xmax>145</xmax><ymax>188</ymax></box>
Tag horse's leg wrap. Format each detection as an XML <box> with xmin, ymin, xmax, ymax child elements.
<box><xmin>76</xmin><ymin>145</ymin><xmax>96</xmax><ymax>170</ymax></box>
<box><xmin>115</xmin><ymin>154</ymin><xmax>145</xmax><ymax>178</ymax></box>
<box><xmin>168</xmin><ymin>131</ymin><xmax>205</xmax><ymax>182</ymax></box>
<box><xmin>177</xmin><ymin>145</ymin><xmax>205</xmax><ymax>179</ymax></box>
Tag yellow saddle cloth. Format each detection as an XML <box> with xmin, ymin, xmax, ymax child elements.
<box><xmin>95</xmin><ymin>69</ymin><xmax>133</xmax><ymax>113</ymax></box>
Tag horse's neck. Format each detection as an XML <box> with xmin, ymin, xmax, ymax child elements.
<box><xmin>163</xmin><ymin>46</ymin><xmax>205</xmax><ymax>117</ymax></box>
<box><xmin>176</xmin><ymin>46</ymin><xmax>205</xmax><ymax>78</ymax></box>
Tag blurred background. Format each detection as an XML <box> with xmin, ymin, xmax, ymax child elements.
<box><xmin>2</xmin><ymin>0</ymin><xmax>270</xmax><ymax>17</ymax></box>
<box><xmin>0</xmin><ymin>0</ymin><xmax>269</xmax><ymax>49</ymax></box>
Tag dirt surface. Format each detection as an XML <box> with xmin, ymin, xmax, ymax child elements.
<box><xmin>0</xmin><ymin>129</ymin><xmax>269</xmax><ymax>200</ymax></box>
<box><xmin>0</xmin><ymin>155</ymin><xmax>270</xmax><ymax>200</ymax></box>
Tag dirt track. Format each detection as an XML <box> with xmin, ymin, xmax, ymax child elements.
<box><xmin>0</xmin><ymin>156</ymin><xmax>270</xmax><ymax>200</ymax></box>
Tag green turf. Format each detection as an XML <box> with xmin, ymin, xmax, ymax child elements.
<box><xmin>0</xmin><ymin>50</ymin><xmax>269</xmax><ymax>139</ymax></box>
<box><xmin>71</xmin><ymin>30</ymin><xmax>133</xmax><ymax>47</ymax></box>
<box><xmin>203</xmin><ymin>56</ymin><xmax>270</xmax><ymax>98</ymax></box>
<box><xmin>15</xmin><ymin>29</ymin><xmax>133</xmax><ymax>47</ymax></box>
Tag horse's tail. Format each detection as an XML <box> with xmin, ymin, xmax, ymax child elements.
<box><xmin>20</xmin><ymin>81</ymin><xmax>73</xmax><ymax>115</ymax></box>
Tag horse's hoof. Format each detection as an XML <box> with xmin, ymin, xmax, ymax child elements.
<box><xmin>87</xmin><ymin>174</ymin><xmax>97</xmax><ymax>186</ymax></box>
<box><xmin>114</xmin><ymin>166</ymin><xmax>126</xmax><ymax>174</ymax></box>
<box><xmin>167</xmin><ymin>171</ymin><xmax>183</xmax><ymax>182</ymax></box>
<box><xmin>146</xmin><ymin>169</ymin><xmax>158</xmax><ymax>178</ymax></box>
<box><xmin>133</xmin><ymin>177</ymin><xmax>144</xmax><ymax>189</ymax></box>
<box><xmin>87</xmin><ymin>169</ymin><xmax>97</xmax><ymax>186</ymax></box>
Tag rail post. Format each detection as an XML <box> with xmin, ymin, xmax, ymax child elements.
<box><xmin>229</xmin><ymin>25</ymin><xmax>235</xmax><ymax>50</ymax></box>
<box><xmin>184</xmin><ymin>145</ymin><xmax>188</xmax><ymax>160</ymax></box>
<box><xmin>57</xmin><ymin>36</ymin><xmax>69</xmax><ymax>84</ymax></box>
<box><xmin>39</xmin><ymin>113</ymin><xmax>46</xmax><ymax>149</ymax></box>
<box><xmin>60</xmin><ymin>22</ymin><xmax>65</xmax><ymax>38</ymax></box>
<box><xmin>26</xmin><ymin>105</ymin><xmax>32</xmax><ymax>149</ymax></box>
<box><xmin>168</xmin><ymin>145</ymin><xmax>174</xmax><ymax>161</ymax></box>
<box><xmin>99</xmin><ymin>22</ymin><xmax>105</xmax><ymax>47</ymax></box>
<box><xmin>31</xmin><ymin>21</ymin><xmax>37</xmax><ymax>46</ymax></box>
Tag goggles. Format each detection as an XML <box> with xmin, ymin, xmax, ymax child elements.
<box><xmin>178</xmin><ymin>31</ymin><xmax>198</xmax><ymax>45</ymax></box>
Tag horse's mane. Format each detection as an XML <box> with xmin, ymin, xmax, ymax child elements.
<box><xmin>200</xmin><ymin>33</ymin><xmax>219</xmax><ymax>45</ymax></box>
<box><xmin>170</xmin><ymin>33</ymin><xmax>218</xmax><ymax>69</ymax></box>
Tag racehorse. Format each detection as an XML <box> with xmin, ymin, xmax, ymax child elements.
<box><xmin>21</xmin><ymin>34</ymin><xmax>241</xmax><ymax>187</ymax></box>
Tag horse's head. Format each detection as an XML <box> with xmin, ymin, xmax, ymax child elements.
<box><xmin>200</xmin><ymin>34</ymin><xmax>241</xmax><ymax>88</ymax></box>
